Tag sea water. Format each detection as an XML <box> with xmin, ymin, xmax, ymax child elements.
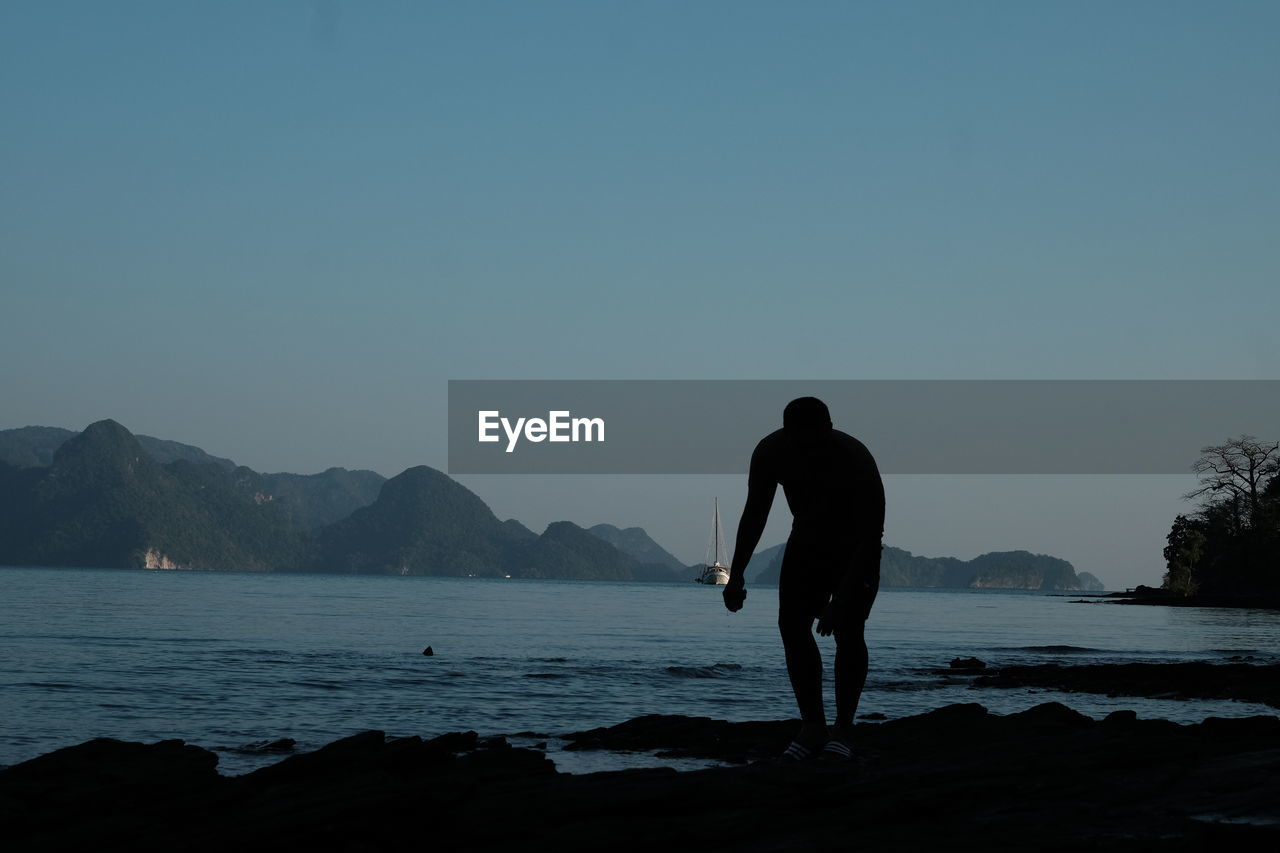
<box><xmin>2</xmin><ymin>567</ymin><xmax>1278</xmax><ymax>775</ymax></box>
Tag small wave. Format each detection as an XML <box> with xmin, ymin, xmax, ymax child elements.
<box><xmin>524</xmin><ymin>673</ymin><xmax>568</xmax><ymax>679</ymax></box>
<box><xmin>666</xmin><ymin>663</ymin><xmax>743</xmax><ymax>679</ymax></box>
<box><xmin>874</xmin><ymin>680</ymin><xmax>958</xmax><ymax>693</ymax></box>
<box><xmin>287</xmin><ymin>680</ymin><xmax>344</xmax><ymax>690</ymax></box>
<box><xmin>1005</xmin><ymin>645</ymin><xmax>1100</xmax><ymax>654</ymax></box>
<box><xmin>1216</xmin><ymin>652</ymin><xmax>1271</xmax><ymax>663</ymax></box>
<box><xmin>220</xmin><ymin>738</ymin><xmax>296</xmax><ymax>755</ymax></box>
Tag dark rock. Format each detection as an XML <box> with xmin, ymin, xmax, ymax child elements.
<box><xmin>564</xmin><ymin>714</ymin><xmax>796</xmax><ymax>763</ymax></box>
<box><xmin>897</xmin><ymin>702</ymin><xmax>991</xmax><ymax>725</ymax></box>
<box><xmin>1196</xmin><ymin>715</ymin><xmax>1280</xmax><ymax>739</ymax></box>
<box><xmin>973</xmin><ymin>662</ymin><xmax>1280</xmax><ymax>708</ymax></box>
<box><xmin>0</xmin><ymin>737</ymin><xmax>221</xmax><ymax>847</ymax></box>
<box><xmin>242</xmin><ymin>730</ymin><xmax>391</xmax><ymax>784</ymax></box>
<box><xmin>949</xmin><ymin>656</ymin><xmax>987</xmax><ymax>670</ymax></box>
<box><xmin>423</xmin><ymin>646</ymin><xmax>434</xmax><ymax>656</ymax></box>
<box><xmin>1007</xmin><ymin>701</ymin><xmax>1093</xmax><ymax>728</ymax></box>
<box><xmin>426</xmin><ymin>730</ymin><xmax>478</xmax><ymax>752</ymax></box>
<box><xmin>3</xmin><ymin>737</ymin><xmax>219</xmax><ymax>791</ymax></box>
<box><xmin>1104</xmin><ymin>709</ymin><xmax>1139</xmax><ymax>725</ymax></box>
<box><xmin>5</xmin><ymin>706</ymin><xmax>1280</xmax><ymax>851</ymax></box>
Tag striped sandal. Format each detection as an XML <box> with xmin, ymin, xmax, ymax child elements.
<box><xmin>820</xmin><ymin>739</ymin><xmax>853</xmax><ymax>761</ymax></box>
<box><xmin>780</xmin><ymin>740</ymin><xmax>816</xmax><ymax>761</ymax></box>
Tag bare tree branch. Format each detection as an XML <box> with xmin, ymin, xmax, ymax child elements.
<box><xmin>1183</xmin><ymin>435</ymin><xmax>1280</xmax><ymax>529</ymax></box>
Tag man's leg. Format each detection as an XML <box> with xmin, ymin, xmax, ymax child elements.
<box><xmin>832</xmin><ymin>575</ymin><xmax>878</xmax><ymax>738</ymax></box>
<box><xmin>832</xmin><ymin>620</ymin><xmax>869</xmax><ymax>731</ymax></box>
<box><xmin>778</xmin><ymin>541</ymin><xmax>828</xmax><ymax>747</ymax></box>
<box><xmin>779</xmin><ymin>610</ymin><xmax>826</xmax><ymax>736</ymax></box>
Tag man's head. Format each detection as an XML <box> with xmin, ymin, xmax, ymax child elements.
<box><xmin>783</xmin><ymin>397</ymin><xmax>832</xmax><ymax>444</ymax></box>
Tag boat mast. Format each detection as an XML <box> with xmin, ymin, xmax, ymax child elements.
<box><xmin>713</xmin><ymin>497</ymin><xmax>721</xmax><ymax>565</ymax></box>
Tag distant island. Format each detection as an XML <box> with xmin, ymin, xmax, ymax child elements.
<box><xmin>0</xmin><ymin>420</ymin><xmax>1100</xmax><ymax>589</ymax></box>
<box><xmin>750</xmin><ymin>544</ymin><xmax>1103</xmax><ymax>591</ymax></box>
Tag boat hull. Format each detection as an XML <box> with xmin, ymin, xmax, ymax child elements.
<box><xmin>696</xmin><ymin>564</ymin><xmax>731</xmax><ymax>585</ymax></box>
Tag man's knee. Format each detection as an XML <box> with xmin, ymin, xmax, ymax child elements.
<box><xmin>832</xmin><ymin>617</ymin><xmax>867</xmax><ymax>644</ymax></box>
<box><xmin>777</xmin><ymin>611</ymin><xmax>813</xmax><ymax>643</ymax></box>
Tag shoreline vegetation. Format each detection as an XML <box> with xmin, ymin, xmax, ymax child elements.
<box><xmin>5</xmin><ymin>662</ymin><xmax>1279</xmax><ymax>850</ymax></box>
<box><xmin>1159</xmin><ymin>436</ymin><xmax>1280</xmax><ymax>606</ymax></box>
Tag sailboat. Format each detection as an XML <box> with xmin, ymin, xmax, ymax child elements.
<box><xmin>695</xmin><ymin>498</ymin><xmax>731</xmax><ymax>585</ymax></box>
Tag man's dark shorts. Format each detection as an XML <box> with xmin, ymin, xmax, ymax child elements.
<box><xmin>778</xmin><ymin>536</ymin><xmax>880</xmax><ymax>631</ymax></box>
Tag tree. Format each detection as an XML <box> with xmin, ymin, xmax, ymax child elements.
<box><xmin>1162</xmin><ymin>514</ymin><xmax>1205</xmax><ymax>597</ymax></box>
<box><xmin>1171</xmin><ymin>435</ymin><xmax>1280</xmax><ymax>599</ymax></box>
<box><xmin>1184</xmin><ymin>435</ymin><xmax>1280</xmax><ymax>533</ymax></box>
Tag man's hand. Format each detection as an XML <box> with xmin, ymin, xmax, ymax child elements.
<box><xmin>723</xmin><ymin>577</ymin><xmax>747</xmax><ymax>612</ymax></box>
<box><xmin>816</xmin><ymin>599</ymin><xmax>841</xmax><ymax>636</ymax></box>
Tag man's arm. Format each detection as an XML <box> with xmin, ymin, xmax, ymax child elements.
<box><xmin>724</xmin><ymin>441</ymin><xmax>777</xmax><ymax>611</ymax></box>
<box><xmin>728</xmin><ymin>485</ymin><xmax>775</xmax><ymax>581</ymax></box>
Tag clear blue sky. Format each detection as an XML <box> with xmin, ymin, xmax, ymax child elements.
<box><xmin>3</xmin><ymin>2</ymin><xmax>1277</xmax><ymax>588</ymax></box>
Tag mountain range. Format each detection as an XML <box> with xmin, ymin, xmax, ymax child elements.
<box><xmin>0</xmin><ymin>421</ymin><xmax>1102</xmax><ymax>589</ymax></box>
<box><xmin>0</xmin><ymin>421</ymin><xmax>686</xmax><ymax>581</ymax></box>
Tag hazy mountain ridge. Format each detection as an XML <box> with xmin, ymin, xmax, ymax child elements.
<box><xmin>588</xmin><ymin>523</ymin><xmax>688</xmax><ymax>573</ymax></box>
<box><xmin>524</xmin><ymin>521</ymin><xmax>651</xmax><ymax>581</ymax></box>
<box><xmin>1</xmin><ymin>424</ymin><xmax>386</xmax><ymax>534</ymax></box>
<box><xmin>752</xmin><ymin>543</ymin><xmax>1102</xmax><ymax>591</ymax></box>
<box><xmin>746</xmin><ymin>543</ymin><xmax>787</xmax><ymax>584</ymax></box>
<box><xmin>0</xmin><ymin>426</ymin><xmax>76</xmax><ymax>468</ymax></box>
<box><xmin>586</xmin><ymin>529</ymin><xmax>788</xmax><ymax>584</ymax></box>
<box><xmin>262</xmin><ymin>468</ymin><xmax>388</xmax><ymax>532</ymax></box>
<box><xmin>0</xmin><ymin>424</ymin><xmax>238</xmax><ymax>470</ymax></box>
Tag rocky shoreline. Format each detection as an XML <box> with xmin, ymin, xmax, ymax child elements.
<box><xmin>4</xmin><ymin>695</ymin><xmax>1279</xmax><ymax>851</ymax></box>
<box><xmin>1097</xmin><ymin>586</ymin><xmax>1280</xmax><ymax>611</ymax></box>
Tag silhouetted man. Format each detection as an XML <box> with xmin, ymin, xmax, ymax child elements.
<box><xmin>723</xmin><ymin>397</ymin><xmax>884</xmax><ymax>759</ymax></box>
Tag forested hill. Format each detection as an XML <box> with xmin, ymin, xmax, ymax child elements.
<box><xmin>0</xmin><ymin>420</ymin><xmax>304</xmax><ymax>571</ymax></box>
<box><xmin>0</xmin><ymin>420</ymin><xmax>680</xmax><ymax>582</ymax></box>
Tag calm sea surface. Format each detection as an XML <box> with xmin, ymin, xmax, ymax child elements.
<box><xmin>2</xmin><ymin>567</ymin><xmax>1279</xmax><ymax>775</ymax></box>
